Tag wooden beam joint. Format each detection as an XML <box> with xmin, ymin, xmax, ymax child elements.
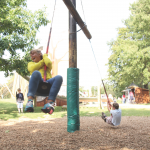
<box><xmin>63</xmin><ymin>0</ymin><xmax>92</xmax><ymax>39</ymax></box>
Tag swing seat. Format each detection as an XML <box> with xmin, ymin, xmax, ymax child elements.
<box><xmin>35</xmin><ymin>82</ymin><xmax>51</xmax><ymax>96</ymax></box>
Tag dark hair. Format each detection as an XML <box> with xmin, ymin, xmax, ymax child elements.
<box><xmin>113</xmin><ymin>103</ymin><xmax>119</xmax><ymax>109</ymax></box>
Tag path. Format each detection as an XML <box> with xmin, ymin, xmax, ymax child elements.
<box><xmin>81</xmin><ymin>102</ymin><xmax>150</xmax><ymax>109</ymax></box>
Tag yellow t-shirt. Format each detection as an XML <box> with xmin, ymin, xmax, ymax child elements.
<box><xmin>28</xmin><ymin>54</ymin><xmax>52</xmax><ymax>80</ymax></box>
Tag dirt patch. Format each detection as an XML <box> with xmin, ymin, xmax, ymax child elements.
<box><xmin>0</xmin><ymin>116</ymin><xmax>150</xmax><ymax>150</ymax></box>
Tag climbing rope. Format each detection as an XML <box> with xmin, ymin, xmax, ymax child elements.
<box><xmin>79</xmin><ymin>1</ymin><xmax>108</xmax><ymax>102</ymax></box>
<box><xmin>80</xmin><ymin>0</ymin><xmax>86</xmax><ymax>24</ymax></box>
<box><xmin>44</xmin><ymin>0</ymin><xmax>57</xmax><ymax>81</ymax></box>
<box><xmin>89</xmin><ymin>39</ymin><xmax>111</xmax><ymax>105</ymax></box>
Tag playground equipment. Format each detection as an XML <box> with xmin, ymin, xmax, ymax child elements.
<box><xmin>0</xmin><ymin>73</ymin><xmax>29</xmax><ymax>99</ymax></box>
<box><xmin>62</xmin><ymin>0</ymin><xmax>92</xmax><ymax>133</ymax></box>
<box><xmin>79</xmin><ymin>91</ymin><xmax>87</xmax><ymax>97</ymax></box>
<box><xmin>0</xmin><ymin>83</ymin><xmax>14</xmax><ymax>99</ymax></box>
<box><xmin>33</xmin><ymin>0</ymin><xmax>109</xmax><ymax>133</ymax></box>
<box><xmin>0</xmin><ymin>0</ymin><xmax>111</xmax><ymax>134</ymax></box>
<box><xmin>12</xmin><ymin>72</ymin><xmax>29</xmax><ymax>98</ymax></box>
<box><xmin>35</xmin><ymin>0</ymin><xmax>57</xmax><ymax>97</ymax></box>
<box><xmin>55</xmin><ymin>97</ymin><xmax>113</xmax><ymax>106</ymax></box>
<box><xmin>62</xmin><ymin>0</ymin><xmax>112</xmax><ymax>132</ymax></box>
<box><xmin>122</xmin><ymin>82</ymin><xmax>150</xmax><ymax>104</ymax></box>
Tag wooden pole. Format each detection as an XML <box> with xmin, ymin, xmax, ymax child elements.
<box><xmin>67</xmin><ymin>0</ymin><xmax>80</xmax><ymax>132</ymax></box>
<box><xmin>98</xmin><ymin>84</ymin><xmax>103</xmax><ymax>109</ymax></box>
<box><xmin>63</xmin><ymin>0</ymin><xmax>92</xmax><ymax>39</ymax></box>
<box><xmin>69</xmin><ymin>0</ymin><xmax>77</xmax><ymax>68</ymax></box>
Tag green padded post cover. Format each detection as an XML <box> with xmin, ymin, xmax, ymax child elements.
<box><xmin>67</xmin><ymin>68</ymin><xmax>80</xmax><ymax>132</ymax></box>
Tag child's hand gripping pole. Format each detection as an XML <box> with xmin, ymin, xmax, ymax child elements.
<box><xmin>44</xmin><ymin>27</ymin><xmax>52</xmax><ymax>82</ymax></box>
<box><xmin>101</xmin><ymin>80</ymin><xmax>111</xmax><ymax>110</ymax></box>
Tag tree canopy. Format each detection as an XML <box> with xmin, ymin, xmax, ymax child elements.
<box><xmin>0</xmin><ymin>0</ymin><xmax>49</xmax><ymax>77</ymax></box>
<box><xmin>107</xmin><ymin>0</ymin><xmax>150</xmax><ymax>96</ymax></box>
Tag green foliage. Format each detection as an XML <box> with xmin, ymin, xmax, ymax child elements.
<box><xmin>0</xmin><ymin>0</ymin><xmax>49</xmax><ymax>76</ymax></box>
<box><xmin>79</xmin><ymin>86</ymin><xmax>84</xmax><ymax>93</ymax></box>
<box><xmin>100</xmin><ymin>81</ymin><xmax>116</xmax><ymax>97</ymax></box>
<box><xmin>91</xmin><ymin>86</ymin><xmax>97</xmax><ymax>96</ymax></box>
<box><xmin>107</xmin><ymin>0</ymin><xmax>150</xmax><ymax>96</ymax></box>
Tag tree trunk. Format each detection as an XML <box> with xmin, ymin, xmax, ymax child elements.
<box><xmin>52</xmin><ymin>59</ymin><xmax>59</xmax><ymax>77</ymax></box>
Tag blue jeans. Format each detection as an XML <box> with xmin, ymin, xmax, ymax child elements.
<box><xmin>27</xmin><ymin>71</ymin><xmax>63</xmax><ymax>102</ymax></box>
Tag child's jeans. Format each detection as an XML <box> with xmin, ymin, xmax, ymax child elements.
<box><xmin>106</xmin><ymin>116</ymin><xmax>114</xmax><ymax>126</ymax></box>
<box><xmin>27</xmin><ymin>71</ymin><xmax>63</xmax><ymax>102</ymax></box>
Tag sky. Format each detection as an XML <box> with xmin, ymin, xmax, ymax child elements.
<box><xmin>0</xmin><ymin>0</ymin><xmax>136</xmax><ymax>86</ymax></box>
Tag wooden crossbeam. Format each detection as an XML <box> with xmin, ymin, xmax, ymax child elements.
<box><xmin>62</xmin><ymin>0</ymin><xmax>92</xmax><ymax>39</ymax></box>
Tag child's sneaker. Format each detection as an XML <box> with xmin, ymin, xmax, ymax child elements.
<box><xmin>41</xmin><ymin>102</ymin><xmax>54</xmax><ymax>114</ymax></box>
<box><xmin>25</xmin><ymin>99</ymin><xmax>34</xmax><ymax>112</ymax></box>
<box><xmin>102</xmin><ymin>112</ymin><xmax>107</xmax><ymax>122</ymax></box>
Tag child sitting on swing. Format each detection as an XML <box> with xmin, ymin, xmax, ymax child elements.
<box><xmin>102</xmin><ymin>101</ymin><xmax>121</xmax><ymax>126</ymax></box>
<box><xmin>25</xmin><ymin>49</ymin><xmax>63</xmax><ymax>114</ymax></box>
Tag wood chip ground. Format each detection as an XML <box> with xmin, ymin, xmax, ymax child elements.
<box><xmin>0</xmin><ymin>116</ymin><xmax>150</xmax><ymax>150</ymax></box>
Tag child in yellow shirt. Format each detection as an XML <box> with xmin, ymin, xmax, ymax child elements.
<box><xmin>25</xmin><ymin>49</ymin><xmax>63</xmax><ymax>114</ymax></box>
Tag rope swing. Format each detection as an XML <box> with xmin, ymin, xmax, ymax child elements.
<box><xmin>89</xmin><ymin>40</ymin><xmax>111</xmax><ymax>108</ymax></box>
<box><xmin>44</xmin><ymin>0</ymin><xmax>57</xmax><ymax>81</ymax></box>
<box><xmin>36</xmin><ymin>0</ymin><xmax>57</xmax><ymax>96</ymax></box>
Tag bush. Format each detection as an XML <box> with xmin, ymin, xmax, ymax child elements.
<box><xmin>117</xmin><ymin>99</ymin><xmax>122</xmax><ymax>104</ymax></box>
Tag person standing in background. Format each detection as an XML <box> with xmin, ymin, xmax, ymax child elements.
<box><xmin>129</xmin><ymin>90</ymin><xmax>134</xmax><ymax>104</ymax></box>
<box><xmin>122</xmin><ymin>93</ymin><xmax>126</xmax><ymax>104</ymax></box>
<box><xmin>16</xmin><ymin>88</ymin><xmax>24</xmax><ymax>114</ymax></box>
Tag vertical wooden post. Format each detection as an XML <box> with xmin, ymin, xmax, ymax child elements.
<box><xmin>19</xmin><ymin>75</ymin><xmax>20</xmax><ymax>88</ymax></box>
<box><xmin>67</xmin><ymin>0</ymin><xmax>80</xmax><ymax>133</ymax></box>
<box><xmin>69</xmin><ymin>0</ymin><xmax>77</xmax><ymax>68</ymax></box>
<box><xmin>98</xmin><ymin>84</ymin><xmax>103</xmax><ymax>109</ymax></box>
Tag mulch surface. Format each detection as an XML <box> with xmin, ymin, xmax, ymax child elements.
<box><xmin>0</xmin><ymin>116</ymin><xmax>150</xmax><ymax>150</ymax></box>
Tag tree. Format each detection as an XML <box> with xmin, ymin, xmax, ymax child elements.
<box><xmin>100</xmin><ymin>81</ymin><xmax>115</xmax><ymax>97</ymax></box>
<box><xmin>125</xmin><ymin>0</ymin><xmax>150</xmax><ymax>88</ymax></box>
<box><xmin>0</xmin><ymin>0</ymin><xmax>49</xmax><ymax>77</ymax></box>
<box><xmin>107</xmin><ymin>0</ymin><xmax>150</xmax><ymax>95</ymax></box>
<box><xmin>49</xmin><ymin>38</ymin><xmax>68</xmax><ymax>77</ymax></box>
<box><xmin>91</xmin><ymin>86</ymin><xmax>97</xmax><ymax>97</ymax></box>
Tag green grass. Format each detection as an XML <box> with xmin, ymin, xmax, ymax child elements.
<box><xmin>116</xmin><ymin>99</ymin><xmax>122</xmax><ymax>104</ymax></box>
<box><xmin>0</xmin><ymin>99</ymin><xmax>67</xmax><ymax>121</ymax></box>
<box><xmin>140</xmin><ymin>103</ymin><xmax>150</xmax><ymax>105</ymax></box>
<box><xmin>0</xmin><ymin>99</ymin><xmax>150</xmax><ymax>121</ymax></box>
<box><xmin>79</xmin><ymin>107</ymin><xmax>150</xmax><ymax>117</ymax></box>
